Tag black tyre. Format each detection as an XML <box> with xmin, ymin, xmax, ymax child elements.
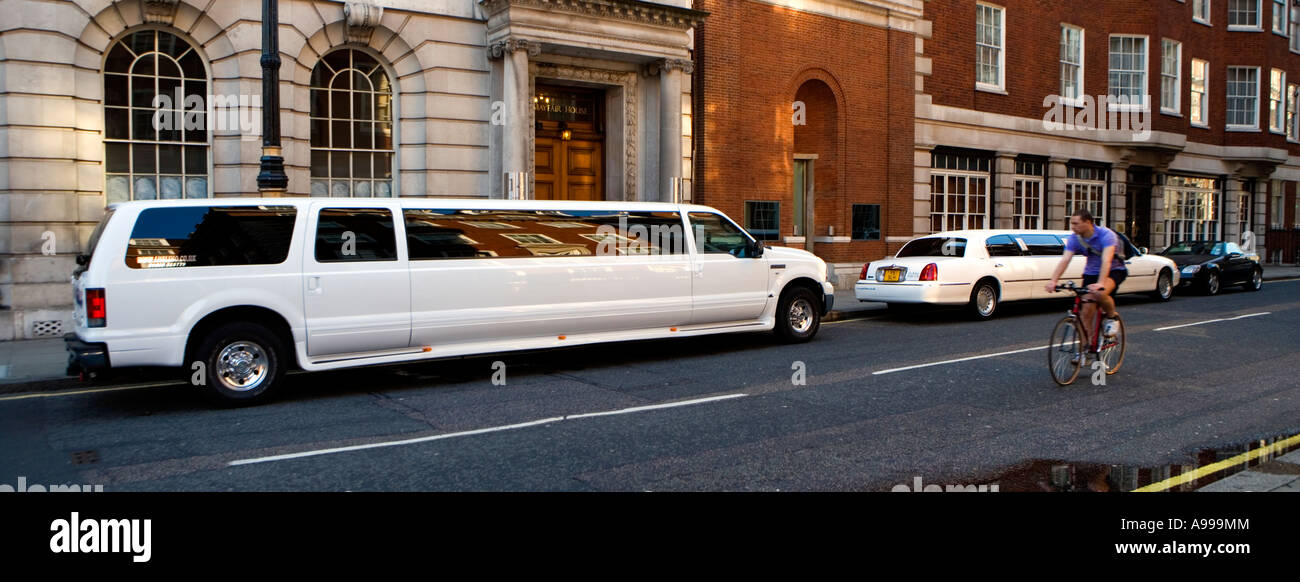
<box><xmin>1205</xmin><ymin>270</ymin><xmax>1220</xmax><ymax>295</ymax></box>
<box><xmin>967</xmin><ymin>280</ymin><xmax>999</xmax><ymax>320</ymax></box>
<box><xmin>774</xmin><ymin>287</ymin><xmax>821</xmax><ymax>343</ymax></box>
<box><xmin>1242</xmin><ymin>267</ymin><xmax>1263</xmax><ymax>292</ymax></box>
<box><xmin>1149</xmin><ymin>269</ymin><xmax>1174</xmax><ymax>301</ymax></box>
<box><xmin>191</xmin><ymin>322</ymin><xmax>285</xmax><ymax>405</ymax></box>
<box><xmin>1048</xmin><ymin>317</ymin><xmax>1084</xmax><ymax>386</ymax></box>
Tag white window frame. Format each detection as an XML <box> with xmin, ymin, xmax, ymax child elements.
<box><xmin>1060</xmin><ymin>24</ymin><xmax>1085</xmax><ymax>105</ymax></box>
<box><xmin>1108</xmin><ymin>35</ymin><xmax>1149</xmax><ymax>111</ymax></box>
<box><xmin>1161</xmin><ymin>39</ymin><xmax>1182</xmax><ymax>115</ymax></box>
<box><xmin>1194</xmin><ymin>0</ymin><xmax>1213</xmax><ymax>25</ymax></box>
<box><xmin>1292</xmin><ymin>6</ymin><xmax>1300</xmax><ymax>51</ymax></box>
<box><xmin>1226</xmin><ymin>66</ymin><xmax>1261</xmax><ymax>131</ymax></box>
<box><xmin>1013</xmin><ymin>175</ymin><xmax>1044</xmax><ymax>229</ymax></box>
<box><xmin>1273</xmin><ymin>0</ymin><xmax>1288</xmax><ymax>35</ymax></box>
<box><xmin>1228</xmin><ymin>0</ymin><xmax>1263</xmax><ymax>30</ymax></box>
<box><xmin>1165</xmin><ymin>176</ymin><xmax>1221</xmax><ymax>244</ymax></box>
<box><xmin>1191</xmin><ymin>58</ymin><xmax>1210</xmax><ymax>127</ymax></box>
<box><xmin>1065</xmin><ymin>176</ymin><xmax>1108</xmax><ymax>227</ymax></box>
<box><xmin>1270</xmin><ymin>180</ymin><xmax>1284</xmax><ymax>228</ymax></box>
<box><xmin>976</xmin><ymin>3</ymin><xmax>1006</xmax><ymax>93</ymax></box>
<box><xmin>1269</xmin><ymin>68</ymin><xmax>1286</xmax><ymax>133</ymax></box>
<box><xmin>1287</xmin><ymin>83</ymin><xmax>1300</xmax><ymax>141</ymax></box>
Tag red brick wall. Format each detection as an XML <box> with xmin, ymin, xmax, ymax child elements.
<box><xmin>693</xmin><ymin>0</ymin><xmax>917</xmax><ymax>263</ymax></box>
<box><xmin>926</xmin><ymin>0</ymin><xmax>1300</xmax><ymax>155</ymax></box>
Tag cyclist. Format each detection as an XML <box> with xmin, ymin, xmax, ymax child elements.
<box><xmin>1046</xmin><ymin>209</ymin><xmax>1126</xmax><ymax>355</ymax></box>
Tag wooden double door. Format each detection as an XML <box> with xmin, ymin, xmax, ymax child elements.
<box><xmin>534</xmin><ymin>84</ymin><xmax>604</xmax><ymax>201</ymax></box>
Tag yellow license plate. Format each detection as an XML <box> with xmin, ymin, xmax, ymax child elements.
<box><xmin>882</xmin><ymin>270</ymin><xmax>901</xmax><ymax>282</ymax></box>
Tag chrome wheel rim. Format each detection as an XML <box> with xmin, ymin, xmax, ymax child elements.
<box><xmin>217</xmin><ymin>341</ymin><xmax>267</xmax><ymax>392</ymax></box>
<box><xmin>1208</xmin><ymin>272</ymin><xmax>1219</xmax><ymax>294</ymax></box>
<box><xmin>977</xmin><ymin>286</ymin><xmax>996</xmax><ymax>316</ymax></box>
<box><xmin>1253</xmin><ymin>269</ymin><xmax>1262</xmax><ymax>288</ymax></box>
<box><xmin>1158</xmin><ymin>273</ymin><xmax>1171</xmax><ymax>298</ymax></box>
<box><xmin>788</xmin><ymin>298</ymin><xmax>814</xmax><ymax>333</ymax></box>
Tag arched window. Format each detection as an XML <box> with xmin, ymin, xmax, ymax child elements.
<box><xmin>103</xmin><ymin>29</ymin><xmax>209</xmax><ymax>202</ymax></box>
<box><xmin>310</xmin><ymin>49</ymin><xmax>394</xmax><ymax>197</ymax></box>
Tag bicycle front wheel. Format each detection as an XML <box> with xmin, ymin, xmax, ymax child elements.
<box><xmin>1048</xmin><ymin>316</ymin><xmax>1084</xmax><ymax>386</ymax></box>
<box><xmin>1099</xmin><ymin>314</ymin><xmax>1126</xmax><ymax>375</ymax></box>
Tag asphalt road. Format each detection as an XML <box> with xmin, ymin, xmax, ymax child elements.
<box><xmin>2</xmin><ymin>279</ymin><xmax>1298</xmax><ymax>491</ymax></box>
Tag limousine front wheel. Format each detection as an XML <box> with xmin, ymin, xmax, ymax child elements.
<box><xmin>775</xmin><ymin>287</ymin><xmax>821</xmax><ymax>343</ymax></box>
<box><xmin>194</xmin><ymin>322</ymin><xmax>284</xmax><ymax>404</ymax></box>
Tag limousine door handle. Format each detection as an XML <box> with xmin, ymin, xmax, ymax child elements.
<box><xmin>307</xmin><ymin>276</ymin><xmax>322</xmax><ymax>295</ymax></box>
<box><xmin>994</xmin><ymin>263</ymin><xmax>1005</xmax><ymax>268</ymax></box>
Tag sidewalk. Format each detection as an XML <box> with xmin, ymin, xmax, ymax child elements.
<box><xmin>3</xmin><ymin>264</ymin><xmax>1298</xmax><ymax>391</ymax></box>
<box><xmin>1199</xmin><ymin>450</ymin><xmax>1300</xmax><ymax>492</ymax></box>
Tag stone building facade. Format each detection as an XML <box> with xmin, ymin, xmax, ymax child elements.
<box><xmin>0</xmin><ymin>0</ymin><xmax>701</xmax><ymax>339</ymax></box>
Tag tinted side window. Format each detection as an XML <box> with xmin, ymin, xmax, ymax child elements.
<box><xmin>985</xmin><ymin>235</ymin><xmax>1023</xmax><ymax>257</ymax></box>
<box><xmin>1017</xmin><ymin>234</ymin><xmax>1065</xmax><ymax>256</ymax></box>
<box><xmin>403</xmin><ymin>209</ymin><xmax>686</xmax><ymax>258</ymax></box>
<box><xmin>315</xmin><ymin>208</ymin><xmax>397</xmax><ymax>262</ymax></box>
<box><xmin>688</xmin><ymin>212</ymin><xmax>752</xmax><ymax>257</ymax></box>
<box><xmin>897</xmin><ymin>237</ymin><xmax>967</xmax><ymax>257</ymax></box>
<box><xmin>126</xmin><ymin>206</ymin><xmax>296</xmax><ymax>269</ymax></box>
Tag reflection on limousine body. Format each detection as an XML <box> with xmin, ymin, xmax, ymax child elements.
<box><xmin>67</xmin><ymin>199</ymin><xmax>834</xmax><ymax>404</ymax></box>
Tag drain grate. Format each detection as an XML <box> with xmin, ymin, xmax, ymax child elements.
<box><xmin>31</xmin><ymin>320</ymin><xmax>64</xmax><ymax>337</ymax></box>
<box><xmin>69</xmin><ymin>450</ymin><xmax>99</xmax><ymax>466</ymax></box>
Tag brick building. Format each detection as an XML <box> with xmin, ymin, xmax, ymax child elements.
<box><xmin>918</xmin><ymin>0</ymin><xmax>1300</xmax><ymax>265</ymax></box>
<box><xmin>691</xmin><ymin>0</ymin><xmax>927</xmax><ymax>282</ymax></box>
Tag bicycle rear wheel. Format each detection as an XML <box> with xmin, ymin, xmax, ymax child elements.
<box><xmin>1048</xmin><ymin>316</ymin><xmax>1084</xmax><ymax>386</ymax></box>
<box><xmin>1099</xmin><ymin>314</ymin><xmax>1126</xmax><ymax>375</ymax></box>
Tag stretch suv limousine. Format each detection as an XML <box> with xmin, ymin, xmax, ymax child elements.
<box><xmin>67</xmin><ymin>198</ymin><xmax>834</xmax><ymax>403</ymax></box>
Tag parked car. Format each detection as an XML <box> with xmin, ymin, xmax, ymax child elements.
<box><xmin>853</xmin><ymin>229</ymin><xmax>1179</xmax><ymax>319</ymax></box>
<box><xmin>67</xmin><ymin>198</ymin><xmax>833</xmax><ymax>404</ymax></box>
<box><xmin>1159</xmin><ymin>240</ymin><xmax>1263</xmax><ymax>295</ymax></box>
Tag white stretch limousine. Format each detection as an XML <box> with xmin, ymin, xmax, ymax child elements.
<box><xmin>853</xmin><ymin>229</ymin><xmax>1179</xmax><ymax>318</ymax></box>
<box><xmin>67</xmin><ymin>199</ymin><xmax>833</xmax><ymax>403</ymax></box>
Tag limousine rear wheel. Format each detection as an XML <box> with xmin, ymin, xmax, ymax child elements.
<box><xmin>967</xmin><ymin>280</ymin><xmax>999</xmax><ymax>320</ymax></box>
<box><xmin>775</xmin><ymin>287</ymin><xmax>821</xmax><ymax>343</ymax></box>
<box><xmin>193</xmin><ymin>322</ymin><xmax>284</xmax><ymax>405</ymax></box>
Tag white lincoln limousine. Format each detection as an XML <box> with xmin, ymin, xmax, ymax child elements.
<box><xmin>853</xmin><ymin>229</ymin><xmax>1179</xmax><ymax>319</ymax></box>
<box><xmin>67</xmin><ymin>198</ymin><xmax>833</xmax><ymax>403</ymax></box>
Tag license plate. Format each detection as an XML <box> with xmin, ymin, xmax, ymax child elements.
<box><xmin>882</xmin><ymin>269</ymin><xmax>901</xmax><ymax>282</ymax></box>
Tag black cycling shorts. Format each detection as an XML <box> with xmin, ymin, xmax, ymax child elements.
<box><xmin>1082</xmin><ymin>269</ymin><xmax>1126</xmax><ymax>295</ymax></box>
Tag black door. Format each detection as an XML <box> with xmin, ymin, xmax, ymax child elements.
<box><xmin>1126</xmin><ymin>167</ymin><xmax>1153</xmax><ymax>250</ymax></box>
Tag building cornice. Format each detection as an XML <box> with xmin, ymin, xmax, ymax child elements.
<box><xmin>479</xmin><ymin>0</ymin><xmax>708</xmax><ymax>29</ymax></box>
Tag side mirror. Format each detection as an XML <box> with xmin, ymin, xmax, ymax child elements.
<box><xmin>1138</xmin><ymin>247</ymin><xmax>1148</xmax><ymax>255</ymax></box>
<box><xmin>747</xmin><ymin>239</ymin><xmax>765</xmax><ymax>258</ymax></box>
<box><xmin>75</xmin><ymin>254</ymin><xmax>89</xmax><ymax>266</ymax></box>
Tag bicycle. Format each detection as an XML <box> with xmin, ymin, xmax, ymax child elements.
<box><xmin>1047</xmin><ymin>281</ymin><xmax>1126</xmax><ymax>385</ymax></box>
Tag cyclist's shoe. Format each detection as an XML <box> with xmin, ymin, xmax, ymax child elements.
<box><xmin>1103</xmin><ymin>316</ymin><xmax>1120</xmax><ymax>338</ymax></box>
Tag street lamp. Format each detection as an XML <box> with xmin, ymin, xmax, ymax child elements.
<box><xmin>257</xmin><ymin>0</ymin><xmax>288</xmax><ymax>193</ymax></box>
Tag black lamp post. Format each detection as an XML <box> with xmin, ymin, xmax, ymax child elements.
<box><xmin>257</xmin><ymin>0</ymin><xmax>288</xmax><ymax>193</ymax></box>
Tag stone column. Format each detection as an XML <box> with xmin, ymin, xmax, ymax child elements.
<box><xmin>1108</xmin><ymin>164</ymin><xmax>1128</xmax><ymax>233</ymax></box>
<box><xmin>1150</xmin><ymin>172</ymin><xmax>1167</xmax><ymax>251</ymax></box>
<box><xmin>652</xmin><ymin>58</ymin><xmax>692</xmax><ymax>202</ymax></box>
<box><xmin>1223</xmin><ymin>175</ymin><xmax>1244</xmax><ymax>244</ymax></box>
<box><xmin>1047</xmin><ymin>157</ymin><xmax>1069</xmax><ymax>230</ymax></box>
<box><xmin>912</xmin><ymin>145</ymin><xmax>935</xmax><ymax>237</ymax></box>
<box><xmin>488</xmin><ymin>38</ymin><xmax>541</xmax><ymax>199</ymax></box>
<box><xmin>992</xmin><ymin>152</ymin><xmax>1016</xmax><ymax>229</ymax></box>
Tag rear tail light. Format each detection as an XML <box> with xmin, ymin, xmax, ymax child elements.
<box><xmin>86</xmin><ymin>288</ymin><xmax>106</xmax><ymax>328</ymax></box>
<box><xmin>859</xmin><ymin>263</ymin><xmax>870</xmax><ymax>280</ymax></box>
<box><xmin>919</xmin><ymin>263</ymin><xmax>938</xmax><ymax>281</ymax></box>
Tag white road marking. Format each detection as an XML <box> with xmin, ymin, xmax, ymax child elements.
<box><xmin>872</xmin><ymin>345</ymin><xmax>1050</xmax><ymax>375</ymax></box>
<box><xmin>1153</xmin><ymin>312</ymin><xmax>1271</xmax><ymax>332</ymax></box>
<box><xmin>228</xmin><ymin>393</ymin><xmax>748</xmax><ymax>466</ymax></box>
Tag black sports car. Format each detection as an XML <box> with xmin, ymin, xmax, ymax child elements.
<box><xmin>1159</xmin><ymin>240</ymin><xmax>1263</xmax><ymax>295</ymax></box>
